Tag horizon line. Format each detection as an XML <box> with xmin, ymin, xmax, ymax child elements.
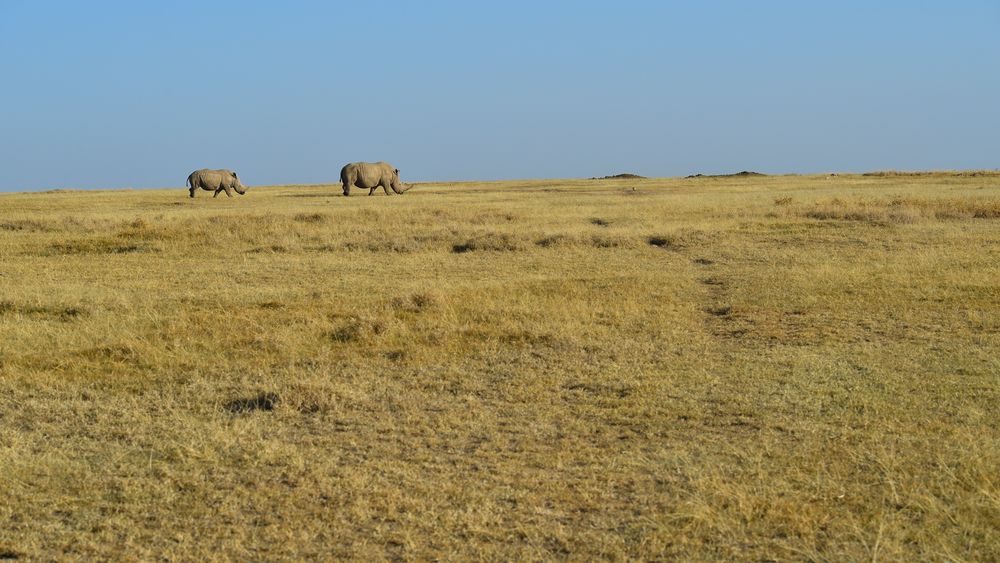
<box><xmin>3</xmin><ymin>168</ymin><xmax>999</xmax><ymax>195</ymax></box>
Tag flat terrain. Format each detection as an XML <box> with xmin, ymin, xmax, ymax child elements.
<box><xmin>1</xmin><ymin>174</ymin><xmax>998</xmax><ymax>560</ymax></box>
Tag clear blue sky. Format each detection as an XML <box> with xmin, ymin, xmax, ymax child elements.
<box><xmin>1</xmin><ymin>1</ymin><xmax>998</xmax><ymax>191</ymax></box>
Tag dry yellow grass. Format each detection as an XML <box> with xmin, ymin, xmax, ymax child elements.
<box><xmin>1</xmin><ymin>173</ymin><xmax>998</xmax><ymax>560</ymax></box>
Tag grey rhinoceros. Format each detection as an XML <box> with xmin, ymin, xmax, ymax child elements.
<box><xmin>340</xmin><ymin>161</ymin><xmax>412</xmax><ymax>196</ymax></box>
<box><xmin>186</xmin><ymin>169</ymin><xmax>247</xmax><ymax>198</ymax></box>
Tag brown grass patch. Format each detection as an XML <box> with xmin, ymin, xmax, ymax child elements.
<box><xmin>293</xmin><ymin>212</ymin><xmax>327</xmax><ymax>223</ymax></box>
<box><xmin>862</xmin><ymin>169</ymin><xmax>1000</xmax><ymax>177</ymax></box>
<box><xmin>0</xmin><ymin>174</ymin><xmax>997</xmax><ymax>561</ymax></box>
<box><xmin>0</xmin><ymin>300</ymin><xmax>87</xmax><ymax>321</ymax></box>
<box><xmin>224</xmin><ymin>392</ymin><xmax>280</xmax><ymax>413</ymax></box>
<box><xmin>800</xmin><ymin>197</ymin><xmax>1000</xmax><ymax>223</ymax></box>
<box><xmin>47</xmin><ymin>239</ymin><xmax>154</xmax><ymax>255</ymax></box>
<box><xmin>0</xmin><ymin>219</ymin><xmax>54</xmax><ymax>232</ymax></box>
<box><xmin>453</xmin><ymin>232</ymin><xmax>523</xmax><ymax>253</ymax></box>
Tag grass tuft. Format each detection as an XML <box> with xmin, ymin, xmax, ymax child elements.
<box><xmin>327</xmin><ymin>317</ymin><xmax>388</xmax><ymax>343</ymax></box>
<box><xmin>224</xmin><ymin>392</ymin><xmax>280</xmax><ymax>413</ymax></box>
<box><xmin>452</xmin><ymin>232</ymin><xmax>523</xmax><ymax>253</ymax></box>
<box><xmin>294</xmin><ymin>212</ymin><xmax>327</xmax><ymax>223</ymax></box>
<box><xmin>647</xmin><ymin>235</ymin><xmax>680</xmax><ymax>249</ymax></box>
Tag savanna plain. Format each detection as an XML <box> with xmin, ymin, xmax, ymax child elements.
<box><xmin>0</xmin><ymin>173</ymin><xmax>998</xmax><ymax>560</ymax></box>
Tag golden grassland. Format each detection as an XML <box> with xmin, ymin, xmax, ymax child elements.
<box><xmin>0</xmin><ymin>173</ymin><xmax>998</xmax><ymax>560</ymax></box>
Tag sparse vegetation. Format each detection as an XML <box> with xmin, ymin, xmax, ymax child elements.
<box><xmin>862</xmin><ymin>169</ymin><xmax>1000</xmax><ymax>177</ymax></box>
<box><xmin>0</xmin><ymin>174</ymin><xmax>997</xmax><ymax>560</ymax></box>
<box><xmin>452</xmin><ymin>232</ymin><xmax>523</xmax><ymax>253</ymax></box>
<box><xmin>686</xmin><ymin>170</ymin><xmax>767</xmax><ymax>178</ymax></box>
<box><xmin>795</xmin><ymin>196</ymin><xmax>1000</xmax><ymax>223</ymax></box>
<box><xmin>592</xmin><ymin>173</ymin><xmax>646</xmax><ymax>179</ymax></box>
